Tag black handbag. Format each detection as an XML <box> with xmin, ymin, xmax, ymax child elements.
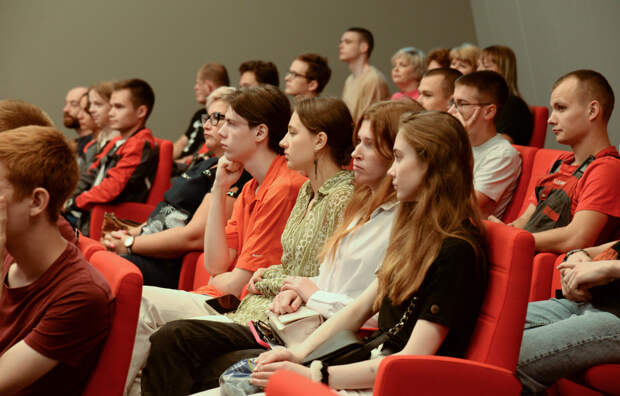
<box><xmin>301</xmin><ymin>296</ymin><xmax>419</xmax><ymax>366</ymax></box>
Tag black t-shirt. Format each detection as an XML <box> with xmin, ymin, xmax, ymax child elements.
<box><xmin>378</xmin><ymin>236</ymin><xmax>488</xmax><ymax>358</ymax></box>
<box><xmin>496</xmin><ymin>95</ymin><xmax>534</xmax><ymax>146</ymax></box>
<box><xmin>181</xmin><ymin>108</ymin><xmax>207</xmax><ymax>157</ymax></box>
<box><xmin>75</xmin><ymin>134</ymin><xmax>93</xmax><ymax>161</ymax></box>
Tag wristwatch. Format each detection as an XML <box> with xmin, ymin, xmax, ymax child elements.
<box><xmin>124</xmin><ymin>235</ymin><xmax>135</xmax><ymax>255</ymax></box>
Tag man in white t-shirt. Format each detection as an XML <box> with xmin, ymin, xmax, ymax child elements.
<box><xmin>449</xmin><ymin>70</ymin><xmax>521</xmax><ymax>218</ymax></box>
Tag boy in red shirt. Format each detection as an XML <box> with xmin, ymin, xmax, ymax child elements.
<box><xmin>0</xmin><ymin>126</ymin><xmax>113</xmax><ymax>396</ymax></box>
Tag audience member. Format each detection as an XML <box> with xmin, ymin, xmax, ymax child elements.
<box><xmin>339</xmin><ymin>27</ymin><xmax>390</xmax><ymax>123</ymax></box>
<box><xmin>478</xmin><ymin>45</ymin><xmax>534</xmax><ymax>145</ymax></box>
<box><xmin>0</xmin><ymin>126</ymin><xmax>112</xmax><ymax>396</ymax></box>
<box><xmin>75</xmin><ymin>93</ymin><xmax>100</xmax><ymax>167</ymax></box>
<box><xmin>517</xmin><ymin>239</ymin><xmax>620</xmax><ymax>393</ymax></box>
<box><xmin>417</xmin><ymin>68</ymin><xmax>462</xmax><ymax>112</ymax></box>
<box><xmin>0</xmin><ymin>100</ymin><xmax>78</xmax><ymax>244</ymax></box>
<box><xmin>238</xmin><ymin>60</ymin><xmax>279</xmax><ymax>87</ymax></box>
<box><xmin>248</xmin><ymin>111</ymin><xmax>488</xmax><ymax>395</ymax></box>
<box><xmin>173</xmin><ymin>63</ymin><xmax>230</xmax><ymax>164</ymax></box>
<box><xmin>103</xmin><ymin>87</ymin><xmax>251</xmax><ymax>289</ymax></box>
<box><xmin>63</xmin><ymin>86</ymin><xmax>91</xmax><ymax>154</ymax></box>
<box><xmin>500</xmin><ymin>70</ymin><xmax>620</xmax><ymax>253</ymax></box>
<box><xmin>390</xmin><ymin>47</ymin><xmax>425</xmax><ymax>101</ymax></box>
<box><xmin>270</xmin><ymin>100</ymin><xmax>424</xmax><ymax>327</ymax></box>
<box><xmin>426</xmin><ymin>47</ymin><xmax>451</xmax><ymax>70</ymax></box>
<box><xmin>139</xmin><ymin>97</ymin><xmax>357</xmax><ymax>395</ymax></box>
<box><xmin>449</xmin><ymin>71</ymin><xmax>521</xmax><ymax>218</ymax></box>
<box><xmin>284</xmin><ymin>53</ymin><xmax>331</xmax><ymax>99</ymax></box>
<box><xmin>449</xmin><ymin>43</ymin><xmax>480</xmax><ymax>75</ymax></box>
<box><xmin>123</xmin><ymin>85</ymin><xmax>307</xmax><ymax>395</ymax></box>
<box><xmin>82</xmin><ymin>81</ymin><xmax>120</xmax><ymax>173</ymax></box>
<box><xmin>66</xmin><ymin>78</ymin><xmax>158</xmax><ymax>233</ymax></box>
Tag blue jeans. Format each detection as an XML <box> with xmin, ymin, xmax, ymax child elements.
<box><xmin>516</xmin><ymin>298</ymin><xmax>620</xmax><ymax>394</ymax></box>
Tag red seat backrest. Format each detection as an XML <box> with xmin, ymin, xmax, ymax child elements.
<box><xmin>147</xmin><ymin>138</ymin><xmax>173</xmax><ymax>206</ymax></box>
<box><xmin>466</xmin><ymin>221</ymin><xmax>534</xmax><ymax>371</ymax></box>
<box><xmin>193</xmin><ymin>253</ymin><xmax>211</xmax><ymax>290</ymax></box>
<box><xmin>82</xmin><ymin>251</ymin><xmax>143</xmax><ymax>396</ymax></box>
<box><xmin>529</xmin><ymin>106</ymin><xmax>549</xmax><ymax>148</ymax></box>
<box><xmin>502</xmin><ymin>145</ymin><xmax>538</xmax><ymax>223</ymax></box>
<box><xmin>77</xmin><ymin>233</ymin><xmax>106</xmax><ymax>260</ymax></box>
<box><xmin>514</xmin><ymin>148</ymin><xmax>568</xmax><ymax>219</ymax></box>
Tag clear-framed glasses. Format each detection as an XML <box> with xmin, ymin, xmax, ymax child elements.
<box><xmin>285</xmin><ymin>70</ymin><xmax>308</xmax><ymax>80</ymax></box>
<box><xmin>448</xmin><ymin>99</ymin><xmax>491</xmax><ymax>114</ymax></box>
<box><xmin>201</xmin><ymin>112</ymin><xmax>226</xmax><ymax>126</ymax></box>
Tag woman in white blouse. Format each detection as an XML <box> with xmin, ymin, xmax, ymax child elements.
<box><xmin>267</xmin><ymin>99</ymin><xmax>424</xmax><ymax>321</ymax></box>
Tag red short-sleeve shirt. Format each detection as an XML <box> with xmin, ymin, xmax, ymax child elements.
<box><xmin>0</xmin><ymin>242</ymin><xmax>113</xmax><ymax>396</ymax></box>
<box><xmin>193</xmin><ymin>156</ymin><xmax>307</xmax><ymax>296</ymax></box>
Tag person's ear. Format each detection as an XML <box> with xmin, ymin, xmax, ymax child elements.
<box><xmin>588</xmin><ymin>100</ymin><xmax>601</xmax><ymax>121</ymax></box>
<box><xmin>29</xmin><ymin>187</ymin><xmax>49</xmax><ymax>217</ymax></box>
<box><xmin>359</xmin><ymin>41</ymin><xmax>369</xmax><ymax>55</ymax></box>
<box><xmin>205</xmin><ymin>80</ymin><xmax>216</xmax><ymax>94</ymax></box>
<box><xmin>308</xmin><ymin>80</ymin><xmax>319</xmax><ymax>93</ymax></box>
<box><xmin>255</xmin><ymin>124</ymin><xmax>268</xmax><ymax>144</ymax></box>
<box><xmin>314</xmin><ymin>131</ymin><xmax>328</xmax><ymax>151</ymax></box>
<box><xmin>136</xmin><ymin>104</ymin><xmax>148</xmax><ymax>120</ymax></box>
<box><xmin>484</xmin><ymin>104</ymin><xmax>497</xmax><ymax>121</ymax></box>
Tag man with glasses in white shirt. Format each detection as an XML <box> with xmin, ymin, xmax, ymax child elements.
<box><xmin>448</xmin><ymin>70</ymin><xmax>521</xmax><ymax>219</ymax></box>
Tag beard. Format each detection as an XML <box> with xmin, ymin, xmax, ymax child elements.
<box><xmin>63</xmin><ymin>113</ymin><xmax>80</xmax><ymax>129</ymax></box>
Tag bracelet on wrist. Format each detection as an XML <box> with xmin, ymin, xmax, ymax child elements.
<box><xmin>564</xmin><ymin>249</ymin><xmax>589</xmax><ymax>261</ymax></box>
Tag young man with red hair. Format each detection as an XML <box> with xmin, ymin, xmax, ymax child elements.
<box><xmin>0</xmin><ymin>126</ymin><xmax>112</xmax><ymax>395</ymax></box>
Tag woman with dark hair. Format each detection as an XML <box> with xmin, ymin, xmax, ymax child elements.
<box><xmin>250</xmin><ymin>111</ymin><xmax>489</xmax><ymax>395</ymax></box>
<box><xmin>477</xmin><ymin>45</ymin><xmax>534</xmax><ymax>145</ymax></box>
<box><xmin>137</xmin><ymin>97</ymin><xmax>357</xmax><ymax>395</ymax></box>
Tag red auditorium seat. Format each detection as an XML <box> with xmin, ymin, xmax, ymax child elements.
<box><xmin>88</xmin><ymin>138</ymin><xmax>173</xmax><ymax>240</ymax></box>
<box><xmin>178</xmin><ymin>252</ymin><xmax>210</xmax><ymax>291</ymax></box>
<box><xmin>529</xmin><ymin>106</ymin><xmax>549</xmax><ymax>148</ymax></box>
<box><xmin>267</xmin><ymin>221</ymin><xmax>535</xmax><ymax>396</ymax></box>
<box><xmin>82</xmin><ymin>250</ymin><xmax>143</xmax><ymax>396</ymax></box>
<box><xmin>502</xmin><ymin>145</ymin><xmax>538</xmax><ymax>223</ymax></box>
<box><xmin>76</xmin><ymin>232</ymin><xmax>106</xmax><ymax>260</ymax></box>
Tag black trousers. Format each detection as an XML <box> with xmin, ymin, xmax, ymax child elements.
<box><xmin>141</xmin><ymin>319</ymin><xmax>265</xmax><ymax>396</ymax></box>
<box><xmin>121</xmin><ymin>253</ymin><xmax>181</xmax><ymax>289</ymax></box>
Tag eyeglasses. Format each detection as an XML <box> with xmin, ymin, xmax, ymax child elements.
<box><xmin>286</xmin><ymin>70</ymin><xmax>308</xmax><ymax>80</ymax></box>
<box><xmin>201</xmin><ymin>112</ymin><xmax>226</xmax><ymax>126</ymax></box>
<box><xmin>253</xmin><ymin>320</ymin><xmax>284</xmax><ymax>346</ymax></box>
<box><xmin>448</xmin><ymin>99</ymin><xmax>491</xmax><ymax>112</ymax></box>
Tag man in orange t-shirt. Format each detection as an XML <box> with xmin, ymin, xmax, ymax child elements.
<box><xmin>124</xmin><ymin>85</ymin><xmax>306</xmax><ymax>395</ymax></box>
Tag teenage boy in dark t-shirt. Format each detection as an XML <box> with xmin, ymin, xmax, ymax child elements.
<box><xmin>0</xmin><ymin>126</ymin><xmax>113</xmax><ymax>396</ymax></box>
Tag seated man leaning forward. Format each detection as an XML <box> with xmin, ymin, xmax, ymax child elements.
<box><xmin>0</xmin><ymin>126</ymin><xmax>112</xmax><ymax>396</ymax></box>
<box><xmin>495</xmin><ymin>70</ymin><xmax>620</xmax><ymax>253</ymax></box>
<box><xmin>448</xmin><ymin>70</ymin><xmax>521</xmax><ymax>219</ymax></box>
<box><xmin>123</xmin><ymin>85</ymin><xmax>307</xmax><ymax>395</ymax></box>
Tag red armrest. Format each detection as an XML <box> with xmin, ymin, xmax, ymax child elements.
<box><xmin>90</xmin><ymin>202</ymin><xmax>156</xmax><ymax>240</ymax></box>
<box><xmin>528</xmin><ymin>252</ymin><xmax>558</xmax><ymax>302</ymax></box>
<box><xmin>374</xmin><ymin>355</ymin><xmax>522</xmax><ymax>396</ymax></box>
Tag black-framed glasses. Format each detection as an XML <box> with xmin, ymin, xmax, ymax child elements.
<box><xmin>201</xmin><ymin>112</ymin><xmax>226</xmax><ymax>126</ymax></box>
<box><xmin>286</xmin><ymin>70</ymin><xmax>308</xmax><ymax>80</ymax></box>
<box><xmin>448</xmin><ymin>99</ymin><xmax>492</xmax><ymax>112</ymax></box>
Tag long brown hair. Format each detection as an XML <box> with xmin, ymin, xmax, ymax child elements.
<box><xmin>320</xmin><ymin>100</ymin><xmax>423</xmax><ymax>265</ymax></box>
<box><xmin>374</xmin><ymin>111</ymin><xmax>485</xmax><ymax>308</ymax></box>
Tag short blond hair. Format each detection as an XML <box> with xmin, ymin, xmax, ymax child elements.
<box><xmin>450</xmin><ymin>43</ymin><xmax>480</xmax><ymax>69</ymax></box>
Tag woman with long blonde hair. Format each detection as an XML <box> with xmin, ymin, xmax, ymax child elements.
<box><xmin>477</xmin><ymin>45</ymin><xmax>533</xmax><ymax>145</ymax></box>
<box><xmin>251</xmin><ymin>111</ymin><xmax>489</xmax><ymax>395</ymax></box>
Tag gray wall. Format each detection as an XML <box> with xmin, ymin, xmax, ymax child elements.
<box><xmin>0</xmin><ymin>0</ymin><xmax>477</xmax><ymax>141</ymax></box>
<box><xmin>471</xmin><ymin>0</ymin><xmax>620</xmax><ymax>149</ymax></box>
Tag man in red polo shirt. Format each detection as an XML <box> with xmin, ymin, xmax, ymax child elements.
<box><xmin>505</xmin><ymin>70</ymin><xmax>620</xmax><ymax>253</ymax></box>
<box><xmin>0</xmin><ymin>126</ymin><xmax>112</xmax><ymax>396</ymax></box>
<box><xmin>124</xmin><ymin>85</ymin><xmax>306</xmax><ymax>395</ymax></box>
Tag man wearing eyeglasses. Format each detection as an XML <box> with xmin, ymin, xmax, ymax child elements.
<box><xmin>339</xmin><ymin>27</ymin><xmax>389</xmax><ymax>123</ymax></box>
<box><xmin>173</xmin><ymin>63</ymin><xmax>230</xmax><ymax>170</ymax></box>
<box><xmin>448</xmin><ymin>70</ymin><xmax>521</xmax><ymax>219</ymax></box>
<box><xmin>284</xmin><ymin>53</ymin><xmax>331</xmax><ymax>99</ymax></box>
